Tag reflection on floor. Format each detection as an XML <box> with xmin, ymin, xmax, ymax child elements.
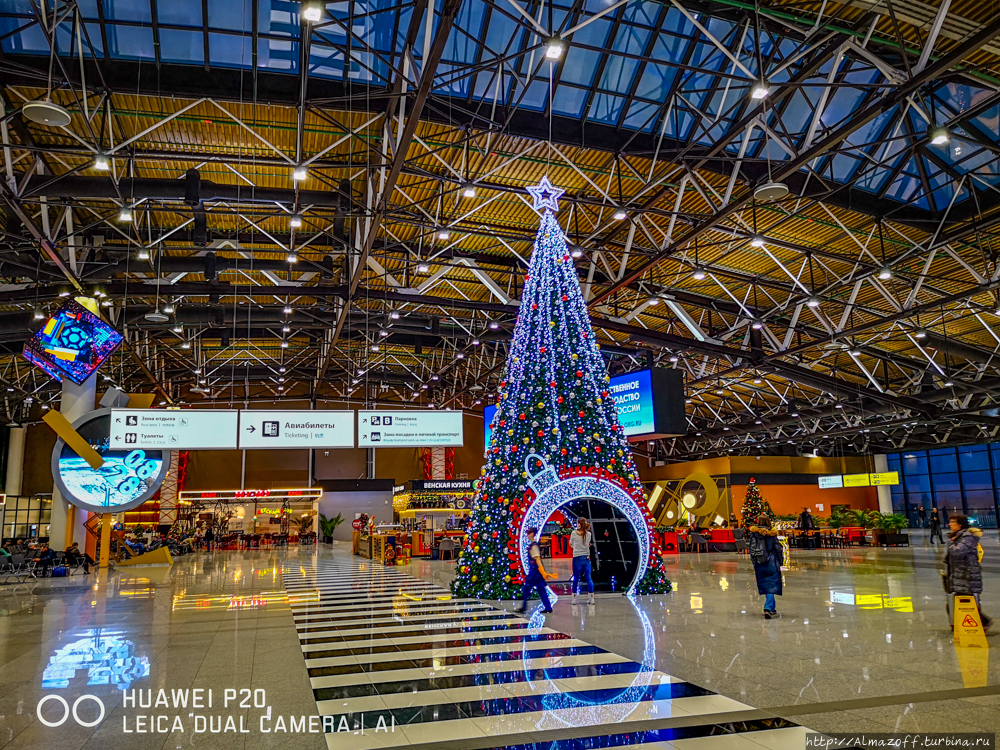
<box><xmin>0</xmin><ymin>534</ymin><xmax>997</xmax><ymax>749</ymax></box>
<box><xmin>284</xmin><ymin>558</ymin><xmax>811</xmax><ymax>749</ymax></box>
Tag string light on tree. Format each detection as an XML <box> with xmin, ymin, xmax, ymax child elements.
<box><xmin>740</xmin><ymin>477</ymin><xmax>775</xmax><ymax>524</ymax></box>
<box><xmin>450</xmin><ymin>178</ymin><xmax>672</xmax><ymax>600</ymax></box>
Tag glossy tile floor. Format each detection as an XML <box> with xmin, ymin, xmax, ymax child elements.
<box><xmin>0</xmin><ymin>532</ymin><xmax>995</xmax><ymax>749</ymax></box>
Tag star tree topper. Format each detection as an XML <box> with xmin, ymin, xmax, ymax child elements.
<box><xmin>527</xmin><ymin>176</ymin><xmax>564</xmax><ymax>213</ymax></box>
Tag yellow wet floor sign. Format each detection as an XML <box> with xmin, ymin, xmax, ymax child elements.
<box><xmin>953</xmin><ymin>595</ymin><xmax>988</xmax><ymax>648</ymax></box>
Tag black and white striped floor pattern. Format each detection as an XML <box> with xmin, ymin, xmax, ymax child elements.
<box><xmin>283</xmin><ymin>556</ymin><xmax>811</xmax><ymax>750</ymax></box>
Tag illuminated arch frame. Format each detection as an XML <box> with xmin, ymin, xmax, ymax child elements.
<box><xmin>519</xmin><ymin>474</ymin><xmax>651</xmax><ymax>596</ymax></box>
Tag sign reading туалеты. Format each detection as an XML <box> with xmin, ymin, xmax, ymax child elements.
<box><xmin>239</xmin><ymin>410</ymin><xmax>354</xmax><ymax>449</ymax></box>
<box><xmin>358</xmin><ymin>410</ymin><xmax>463</xmax><ymax>447</ymax></box>
<box><xmin>110</xmin><ymin>409</ymin><xmax>239</xmax><ymax>450</ymax></box>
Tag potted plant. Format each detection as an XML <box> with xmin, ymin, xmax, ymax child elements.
<box><xmin>319</xmin><ymin>513</ymin><xmax>344</xmax><ymax>544</ymax></box>
<box><xmin>872</xmin><ymin>513</ymin><xmax>909</xmax><ymax>547</ymax></box>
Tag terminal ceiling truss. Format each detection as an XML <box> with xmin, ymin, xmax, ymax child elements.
<box><xmin>0</xmin><ymin>0</ymin><xmax>999</xmax><ymax>460</ymax></box>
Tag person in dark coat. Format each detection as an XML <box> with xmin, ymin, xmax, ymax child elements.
<box><xmin>929</xmin><ymin>506</ymin><xmax>944</xmax><ymax>545</ymax></box>
<box><xmin>944</xmin><ymin>514</ymin><xmax>992</xmax><ymax>632</ymax></box>
<box><xmin>917</xmin><ymin>505</ymin><xmax>927</xmax><ymax>528</ymax></box>
<box><xmin>747</xmin><ymin>516</ymin><xmax>784</xmax><ymax>619</ymax></box>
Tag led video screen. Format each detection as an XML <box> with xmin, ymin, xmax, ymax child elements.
<box><xmin>23</xmin><ymin>299</ymin><xmax>123</xmax><ymax>384</ymax></box>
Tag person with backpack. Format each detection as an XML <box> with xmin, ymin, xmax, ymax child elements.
<box><xmin>748</xmin><ymin>516</ymin><xmax>784</xmax><ymax>619</ymax></box>
<box><xmin>515</xmin><ymin>527</ymin><xmax>556</xmax><ymax>614</ymax></box>
<box><xmin>944</xmin><ymin>514</ymin><xmax>992</xmax><ymax>632</ymax></box>
<box><xmin>570</xmin><ymin>518</ymin><xmax>595</xmax><ymax>605</ymax></box>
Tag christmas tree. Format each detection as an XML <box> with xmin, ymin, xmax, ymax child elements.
<box><xmin>740</xmin><ymin>477</ymin><xmax>775</xmax><ymax>525</ymax></box>
<box><xmin>451</xmin><ymin>178</ymin><xmax>672</xmax><ymax>600</ymax></box>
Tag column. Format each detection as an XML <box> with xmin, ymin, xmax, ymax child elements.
<box><xmin>874</xmin><ymin>453</ymin><xmax>893</xmax><ymax>514</ymax></box>
<box><xmin>4</xmin><ymin>425</ymin><xmax>25</xmax><ymax>495</ymax></box>
<box><xmin>49</xmin><ymin>373</ymin><xmax>97</xmax><ymax>549</ymax></box>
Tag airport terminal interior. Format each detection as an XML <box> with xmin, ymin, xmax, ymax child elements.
<box><xmin>1</xmin><ymin>0</ymin><xmax>1000</xmax><ymax>747</ymax></box>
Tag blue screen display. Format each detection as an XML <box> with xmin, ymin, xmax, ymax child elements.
<box><xmin>23</xmin><ymin>299</ymin><xmax>123</xmax><ymax>384</ymax></box>
<box><xmin>484</xmin><ymin>369</ymin><xmax>658</xmax><ymax>450</ymax></box>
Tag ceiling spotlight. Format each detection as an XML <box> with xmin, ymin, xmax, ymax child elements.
<box><xmin>431</xmin><ymin>374</ymin><xmax>440</xmax><ymax>381</ymax></box>
<box><xmin>753</xmin><ymin>377</ymin><xmax>763</xmax><ymax>384</ymax></box>
<box><xmin>181</xmin><ymin>341</ymin><xmax>191</xmax><ymax>350</ymax></box>
<box><xmin>750</xmin><ymin>235</ymin><xmax>765</xmax><ymax>248</ymax></box>
<box><xmin>930</xmin><ymin>126</ymin><xmax>950</xmax><ymax>146</ymax></box>
<box><xmin>33</xmin><ymin>308</ymin><xmax>44</xmax><ymax>320</ymax></box>
<box><xmin>472</xmin><ymin>338</ymin><xmax>481</xmax><ymax>346</ymax></box>
<box><xmin>914</xmin><ymin>329</ymin><xmax>927</xmax><ymax>339</ymax></box>
<box><xmin>848</xmin><ymin>345</ymin><xmax>862</xmax><ymax>356</ymax></box>
<box><xmin>277</xmin><ymin>385</ymin><xmax>284</xmax><ymax>391</ymax></box>
<box><xmin>290</xmin><ymin>214</ymin><xmax>303</xmax><ymax>228</ymax></box>
<box><xmin>283</xmin><ymin>305</ymin><xmax>293</xmax><ymax>315</ymax></box>
<box><xmin>545</xmin><ymin>37</ymin><xmax>564</xmax><ymax>59</ymax></box>
<box><xmin>437</xmin><ymin>230</ymin><xmax>450</xmax><ymax>240</ymax></box>
<box><xmin>489</xmin><ymin>321</ymin><xmax>499</xmax><ymax>330</ymax></box>
<box><xmin>198</xmin><ymin>378</ymin><xmax>206</xmax><ymax>385</ymax></box>
<box><xmin>647</xmin><ymin>297</ymin><xmax>659</xmax><ymax>306</ymax></box>
<box><xmin>944</xmin><ymin>378</ymin><xmax>954</xmax><ymax>387</ymax></box>
<box><xmin>417</xmin><ymin>263</ymin><xmax>430</xmax><ymax>273</ymax></box>
<box><xmin>877</xmin><ymin>266</ymin><xmax>892</xmax><ymax>280</ymax></box>
<box><xmin>420</xmin><ymin>384</ymin><xmax>428</xmax><ymax>390</ymax></box>
<box><xmin>287</xmin><ymin>253</ymin><xmax>298</xmax><ymax>263</ymax></box>
<box><xmin>462</xmin><ymin>185</ymin><xmax>476</xmax><ymax>198</ymax></box>
<box><xmin>474</xmin><ymin>399</ymin><xmax>482</xmax><ymax>405</ymax></box>
<box><xmin>834</xmin><ymin>403</ymin><xmax>844</xmax><ymax>409</ymax></box>
<box><xmin>669</xmin><ymin>355</ymin><xmax>678</xmax><ymax>363</ymax></box>
<box><xmin>456</xmin><ymin>352</ymin><xmax>465</xmax><ymax>359</ymax></box>
<box><xmin>412</xmin><ymin>391</ymin><xmax>420</xmax><ymax>398</ymax></box>
<box><xmin>137</xmin><ymin>249</ymin><xmax>150</xmax><ymax>260</ymax></box>
<box><xmin>292</xmin><ymin>166</ymin><xmax>307</xmax><ymax>181</ymax></box>
<box><xmin>173</xmin><ymin>325</ymin><xmax>183</xmax><ymax>333</ymax></box>
<box><xmin>194</xmin><ymin>368</ymin><xmax>201</xmax><ymax>375</ymax></box>
<box><xmin>301</xmin><ymin>0</ymin><xmax>322</xmax><ymax>22</ymax></box>
<box><xmin>371</xmin><ymin>344</ymin><xmax>380</xmax><ymax>351</ymax></box>
<box><xmin>715</xmin><ymin>388</ymin><xmax>724</xmax><ymax>395</ymax></box>
<box><xmin>282</xmin><ymin>324</ymin><xmax>291</xmax><ymax>333</ymax></box>
<box><xmin>570</xmin><ymin>248</ymin><xmax>583</xmax><ymax>259</ymax></box>
<box><xmin>379</xmin><ymin>329</ymin><xmax>389</xmax><ymax>337</ymax></box>
<box><xmin>389</xmin><ymin>311</ymin><xmax>400</xmax><ymax>320</ymax></box>
<box><xmin>613</xmin><ymin>209</ymin><xmax>627</xmax><ymax>221</ymax></box>
<box><xmin>692</xmin><ymin>267</ymin><xmax>706</xmax><ymax>280</ymax></box>
<box><xmin>94</xmin><ymin>154</ymin><xmax>110</xmax><ymax>171</ymax></box>
<box><xmin>278</xmin><ymin>377</ymin><xmax>285</xmax><ymax>383</ymax></box>
<box><xmin>92</xmin><ymin>286</ymin><xmax>107</xmax><ymax>298</ymax></box>
<box><xmin>789</xmin><ymin>403</ymin><xmax>800</xmax><ymax>417</ymax></box>
<box><xmin>751</xmin><ymin>319</ymin><xmax>763</xmax><ymax>330</ymax></box>
<box><xmin>57</xmin><ymin>285</ymin><xmax>71</xmax><ymax>298</ymax></box>
<box><xmin>162</xmin><ymin>303</ymin><xmax>175</xmax><ymax>314</ymax></box>
<box><xmin>806</xmin><ymin>296</ymin><xmax>821</xmax><ymax>308</ymax></box>
<box><xmin>281</xmin><ymin>341</ymin><xmax>290</xmax><ymax>348</ymax></box>
<box><xmin>751</xmin><ymin>80</ymin><xmax>770</xmax><ymax>100</ymax></box>
<box><xmin>279</xmin><ymin>366</ymin><xmax>286</xmax><ymax>373</ymax></box>
<box><xmin>119</xmin><ymin>204</ymin><xmax>133</xmax><ymax>222</ymax></box>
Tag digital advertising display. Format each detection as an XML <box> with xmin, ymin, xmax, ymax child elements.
<box><xmin>51</xmin><ymin>410</ymin><xmax>171</xmax><ymax>514</ymax></box>
<box><xmin>485</xmin><ymin>368</ymin><xmax>684</xmax><ymax>450</ymax></box>
<box><xmin>23</xmin><ymin>300</ymin><xmax>123</xmax><ymax>384</ymax></box>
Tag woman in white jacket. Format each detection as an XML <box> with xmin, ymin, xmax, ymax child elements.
<box><xmin>570</xmin><ymin>518</ymin><xmax>595</xmax><ymax>605</ymax></box>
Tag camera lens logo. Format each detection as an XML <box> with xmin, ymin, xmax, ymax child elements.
<box><xmin>36</xmin><ymin>695</ymin><xmax>105</xmax><ymax>727</ymax></box>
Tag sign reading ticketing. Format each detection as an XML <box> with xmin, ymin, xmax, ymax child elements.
<box><xmin>358</xmin><ymin>410</ymin><xmax>463</xmax><ymax>447</ymax></box>
<box><xmin>238</xmin><ymin>410</ymin><xmax>354</xmax><ymax>449</ymax></box>
<box><xmin>111</xmin><ymin>409</ymin><xmax>239</xmax><ymax>450</ymax></box>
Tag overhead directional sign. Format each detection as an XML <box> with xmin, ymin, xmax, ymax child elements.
<box><xmin>238</xmin><ymin>410</ymin><xmax>354</xmax><ymax>449</ymax></box>
<box><xmin>358</xmin><ymin>410</ymin><xmax>463</xmax><ymax>447</ymax></box>
<box><xmin>110</xmin><ymin>409</ymin><xmax>239</xmax><ymax>450</ymax></box>
<box><xmin>818</xmin><ymin>475</ymin><xmax>844</xmax><ymax>489</ymax></box>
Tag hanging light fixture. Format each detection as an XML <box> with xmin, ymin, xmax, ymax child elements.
<box><xmin>545</xmin><ymin>37</ymin><xmax>564</xmax><ymax>59</ymax></box>
<box><xmin>302</xmin><ymin>0</ymin><xmax>323</xmax><ymax>22</ymax></box>
<box><xmin>292</xmin><ymin>166</ymin><xmax>307</xmax><ymax>182</ymax></box>
<box><xmin>462</xmin><ymin>185</ymin><xmax>476</xmax><ymax>198</ymax></box>
<box><xmin>751</xmin><ymin>80</ymin><xmax>769</xmax><ymax>100</ymax></box>
<box><xmin>94</xmin><ymin>154</ymin><xmax>110</xmax><ymax>171</ymax></box>
<box><xmin>137</xmin><ymin>249</ymin><xmax>150</xmax><ymax>260</ymax></box>
<box><xmin>929</xmin><ymin>126</ymin><xmax>950</xmax><ymax>146</ymax></box>
<box><xmin>290</xmin><ymin>214</ymin><xmax>303</xmax><ymax>228</ymax></box>
<box><xmin>119</xmin><ymin>203</ymin><xmax>133</xmax><ymax>222</ymax></box>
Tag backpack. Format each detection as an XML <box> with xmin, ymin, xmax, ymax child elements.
<box><xmin>51</xmin><ymin>566</ymin><xmax>68</xmax><ymax>577</ymax></box>
<box><xmin>748</xmin><ymin>534</ymin><xmax>770</xmax><ymax>566</ymax></box>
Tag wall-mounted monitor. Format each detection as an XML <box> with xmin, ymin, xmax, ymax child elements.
<box><xmin>23</xmin><ymin>300</ymin><xmax>123</xmax><ymax>384</ymax></box>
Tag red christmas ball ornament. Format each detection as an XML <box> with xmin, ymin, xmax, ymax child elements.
<box><xmin>537</xmin><ymin>430</ymin><xmax>544</xmax><ymax>437</ymax></box>
<box><xmin>577</xmin><ymin>426</ymin><xmax>584</xmax><ymax>433</ymax></box>
<box><xmin>519</xmin><ymin>413</ymin><xmax>526</xmax><ymax>420</ymax></box>
<box><xmin>595</xmin><ymin>446</ymin><xmax>601</xmax><ymax>453</ymax></box>
<box><xmin>602</xmin><ymin>390</ymin><xmax>608</xmax><ymax>398</ymax></box>
<box><xmin>561</xmin><ymin>295</ymin><xmax>568</xmax><ymax>302</ymax></box>
<box><xmin>576</xmin><ymin>370</ymin><xmax>583</xmax><ymax>377</ymax></box>
<box><xmin>540</xmin><ymin>346</ymin><xmax>546</xmax><ymax>353</ymax></box>
<box><xmin>492</xmin><ymin>531</ymin><xmax>498</xmax><ymax>538</ymax></box>
<box><xmin>557</xmin><ymin>396</ymin><xmax>564</xmax><ymax>404</ymax></box>
<box><xmin>561</xmin><ymin>448</ymin><xmax>568</xmax><ymax>455</ymax></box>
<box><xmin>531</xmin><ymin>303</ymin><xmax>538</xmax><ymax>310</ymax></box>
<box><xmin>578</xmin><ymin>410</ymin><xmax>585</xmax><ymax>418</ymax></box>
<box><xmin>549</xmin><ymin>380</ymin><xmax>556</xmax><ymax>387</ymax></box>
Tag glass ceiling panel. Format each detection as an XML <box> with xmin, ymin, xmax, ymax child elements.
<box><xmin>208</xmin><ymin>0</ymin><xmax>252</xmax><ymax>32</ymax></box>
<box><xmin>107</xmin><ymin>23</ymin><xmax>154</xmax><ymax>59</ymax></box>
<box><xmin>159</xmin><ymin>28</ymin><xmax>205</xmax><ymax>64</ymax></box>
<box><xmin>552</xmin><ymin>84</ymin><xmax>589</xmax><ymax>118</ymax></box>
<box><xmin>560</xmin><ymin>48</ymin><xmax>602</xmax><ymax>87</ymax></box>
<box><xmin>159</xmin><ymin>0</ymin><xmax>203</xmax><ymax>28</ymax></box>
<box><xmin>588</xmin><ymin>92</ymin><xmax>624</xmax><ymax>125</ymax></box>
<box><xmin>104</xmin><ymin>0</ymin><xmax>151</xmax><ymax>24</ymax></box>
<box><xmin>258</xmin><ymin>0</ymin><xmax>301</xmax><ymax>39</ymax></box>
<box><xmin>210</xmin><ymin>32</ymin><xmax>253</xmax><ymax>68</ymax></box>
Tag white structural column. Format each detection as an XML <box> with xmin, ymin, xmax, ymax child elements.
<box><xmin>49</xmin><ymin>373</ymin><xmax>97</xmax><ymax>548</ymax></box>
<box><xmin>4</xmin><ymin>426</ymin><xmax>25</xmax><ymax>495</ymax></box>
<box><xmin>874</xmin><ymin>453</ymin><xmax>893</xmax><ymax>513</ymax></box>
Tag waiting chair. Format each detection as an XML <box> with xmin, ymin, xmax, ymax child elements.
<box><xmin>688</xmin><ymin>533</ymin><xmax>708</xmax><ymax>553</ymax></box>
<box><xmin>438</xmin><ymin>539</ymin><xmax>457</xmax><ymax>561</ymax></box>
<box><xmin>733</xmin><ymin>529</ymin><xmax>749</xmax><ymax>554</ymax></box>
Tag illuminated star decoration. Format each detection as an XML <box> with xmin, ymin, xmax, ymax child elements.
<box><xmin>526</xmin><ymin>176</ymin><xmax>564</xmax><ymax>213</ymax></box>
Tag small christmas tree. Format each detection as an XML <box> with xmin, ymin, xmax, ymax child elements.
<box><xmin>450</xmin><ymin>178</ymin><xmax>671</xmax><ymax>600</ymax></box>
<box><xmin>740</xmin><ymin>477</ymin><xmax>775</xmax><ymax>525</ymax></box>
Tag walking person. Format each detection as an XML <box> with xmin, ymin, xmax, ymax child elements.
<box><xmin>944</xmin><ymin>514</ymin><xmax>992</xmax><ymax>632</ymax></box>
<box><xmin>747</xmin><ymin>516</ymin><xmax>784</xmax><ymax>619</ymax></box>
<box><xmin>515</xmin><ymin>527</ymin><xmax>556</xmax><ymax>614</ymax></box>
<box><xmin>929</xmin><ymin>506</ymin><xmax>944</xmax><ymax>545</ymax></box>
<box><xmin>917</xmin><ymin>505</ymin><xmax>927</xmax><ymax>529</ymax></box>
<box><xmin>205</xmin><ymin>526</ymin><xmax>215</xmax><ymax>552</ymax></box>
<box><xmin>570</xmin><ymin>518</ymin><xmax>595</xmax><ymax>605</ymax></box>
